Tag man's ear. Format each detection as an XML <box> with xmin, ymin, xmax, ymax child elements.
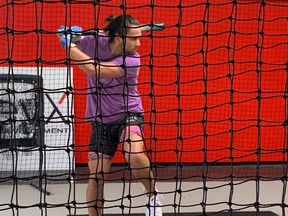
<box><xmin>113</xmin><ymin>35</ymin><xmax>119</xmax><ymax>42</ymax></box>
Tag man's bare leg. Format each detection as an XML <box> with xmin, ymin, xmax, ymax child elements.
<box><xmin>87</xmin><ymin>157</ymin><xmax>112</xmax><ymax>216</ymax></box>
<box><xmin>123</xmin><ymin>134</ymin><xmax>156</xmax><ymax>196</ymax></box>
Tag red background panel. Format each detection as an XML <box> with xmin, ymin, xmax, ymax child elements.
<box><xmin>0</xmin><ymin>0</ymin><xmax>286</xmax><ymax>164</ymax></box>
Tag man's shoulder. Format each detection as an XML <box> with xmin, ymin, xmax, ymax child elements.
<box><xmin>81</xmin><ymin>33</ymin><xmax>108</xmax><ymax>44</ymax></box>
<box><xmin>124</xmin><ymin>54</ymin><xmax>141</xmax><ymax>66</ymax></box>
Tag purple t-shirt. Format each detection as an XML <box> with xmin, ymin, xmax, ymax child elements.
<box><xmin>77</xmin><ymin>34</ymin><xmax>144</xmax><ymax>123</ymax></box>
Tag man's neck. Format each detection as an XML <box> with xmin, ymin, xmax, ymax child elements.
<box><xmin>109</xmin><ymin>42</ymin><xmax>121</xmax><ymax>55</ymax></box>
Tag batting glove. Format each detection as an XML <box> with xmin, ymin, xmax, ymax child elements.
<box><xmin>57</xmin><ymin>26</ymin><xmax>74</xmax><ymax>48</ymax></box>
<box><xmin>71</xmin><ymin>26</ymin><xmax>84</xmax><ymax>43</ymax></box>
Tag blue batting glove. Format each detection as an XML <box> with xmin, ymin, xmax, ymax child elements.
<box><xmin>71</xmin><ymin>26</ymin><xmax>84</xmax><ymax>43</ymax></box>
<box><xmin>71</xmin><ymin>25</ymin><xmax>82</xmax><ymax>33</ymax></box>
<box><xmin>57</xmin><ymin>26</ymin><xmax>72</xmax><ymax>48</ymax></box>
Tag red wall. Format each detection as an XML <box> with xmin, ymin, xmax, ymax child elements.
<box><xmin>0</xmin><ymin>0</ymin><xmax>287</xmax><ymax>164</ymax></box>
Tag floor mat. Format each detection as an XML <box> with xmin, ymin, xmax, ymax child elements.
<box><xmin>72</xmin><ymin>211</ymin><xmax>279</xmax><ymax>216</ymax></box>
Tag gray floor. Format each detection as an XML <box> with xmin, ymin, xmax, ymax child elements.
<box><xmin>0</xmin><ymin>180</ymin><xmax>286</xmax><ymax>216</ymax></box>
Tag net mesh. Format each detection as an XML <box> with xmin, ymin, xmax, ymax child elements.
<box><xmin>0</xmin><ymin>0</ymin><xmax>287</xmax><ymax>215</ymax></box>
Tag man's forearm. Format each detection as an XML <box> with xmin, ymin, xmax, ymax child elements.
<box><xmin>69</xmin><ymin>46</ymin><xmax>97</xmax><ymax>76</ymax></box>
<box><xmin>67</xmin><ymin>45</ymin><xmax>123</xmax><ymax>78</ymax></box>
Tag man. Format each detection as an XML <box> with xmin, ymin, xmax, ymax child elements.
<box><xmin>57</xmin><ymin>14</ymin><xmax>162</xmax><ymax>216</ymax></box>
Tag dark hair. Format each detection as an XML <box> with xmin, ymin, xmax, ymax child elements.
<box><xmin>105</xmin><ymin>14</ymin><xmax>140</xmax><ymax>43</ymax></box>
<box><xmin>104</xmin><ymin>14</ymin><xmax>117</xmax><ymax>26</ymax></box>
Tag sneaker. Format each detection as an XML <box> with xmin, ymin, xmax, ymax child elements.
<box><xmin>145</xmin><ymin>193</ymin><xmax>163</xmax><ymax>216</ymax></box>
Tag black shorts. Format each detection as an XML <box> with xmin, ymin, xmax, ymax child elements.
<box><xmin>89</xmin><ymin>113</ymin><xmax>144</xmax><ymax>157</ymax></box>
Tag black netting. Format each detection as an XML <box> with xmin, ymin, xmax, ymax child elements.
<box><xmin>0</xmin><ymin>0</ymin><xmax>287</xmax><ymax>215</ymax></box>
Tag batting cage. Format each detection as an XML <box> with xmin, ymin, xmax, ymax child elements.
<box><xmin>0</xmin><ymin>0</ymin><xmax>287</xmax><ymax>216</ymax></box>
